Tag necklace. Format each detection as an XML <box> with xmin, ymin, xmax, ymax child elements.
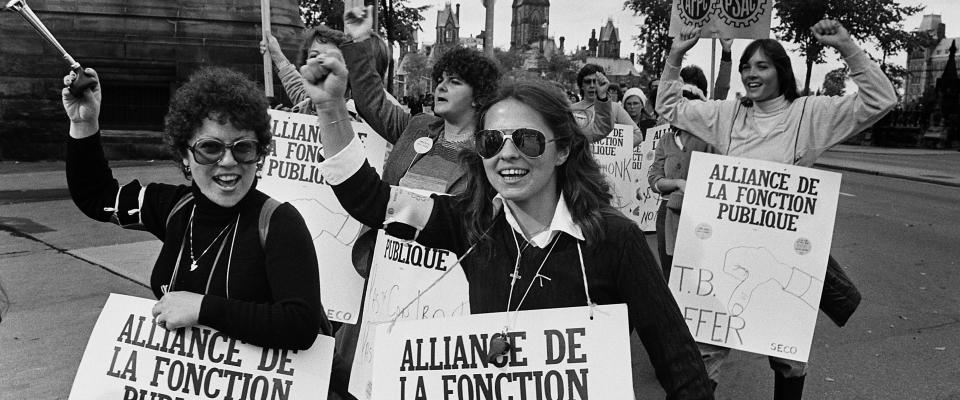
<box><xmin>489</xmin><ymin>233</ymin><xmax>559</xmax><ymax>363</ymax></box>
<box><xmin>187</xmin><ymin>206</ymin><xmax>234</xmax><ymax>272</ymax></box>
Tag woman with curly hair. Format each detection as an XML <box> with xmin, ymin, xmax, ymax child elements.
<box><xmin>298</xmin><ymin>45</ymin><xmax>715</xmax><ymax>396</ymax></box>
<box><xmin>62</xmin><ymin>67</ymin><xmax>352</xmax><ymax>397</ymax></box>
<box><xmin>341</xmin><ymin>6</ymin><xmax>501</xmax><ymax>194</ymax></box>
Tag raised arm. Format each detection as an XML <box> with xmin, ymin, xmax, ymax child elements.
<box><xmin>657</xmin><ymin>26</ymin><xmax>732</xmax><ymax>148</ymax></box>
<box><xmin>341</xmin><ymin>5</ymin><xmax>410</xmax><ymax>144</ymax></box>
<box><xmin>800</xmin><ymin>20</ymin><xmax>897</xmax><ymax>162</ymax></box>
<box><xmin>262</xmin><ymin>32</ymin><xmax>309</xmax><ymax>106</ymax></box>
<box><xmin>712</xmin><ymin>38</ymin><xmax>733</xmax><ymax>100</ymax></box>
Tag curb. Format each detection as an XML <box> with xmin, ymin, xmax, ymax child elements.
<box><xmin>815</xmin><ymin>163</ymin><xmax>960</xmax><ymax>188</ymax></box>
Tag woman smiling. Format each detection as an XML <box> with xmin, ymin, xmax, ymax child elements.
<box><xmin>299</xmin><ymin>48</ymin><xmax>714</xmax><ymax>398</ymax></box>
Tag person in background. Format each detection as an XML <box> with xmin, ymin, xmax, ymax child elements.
<box><xmin>622</xmin><ymin>87</ymin><xmax>658</xmax><ymax>134</ymax></box>
<box><xmin>298</xmin><ymin>43</ymin><xmax>716</xmax><ymax>395</ymax></box>
<box><xmin>607</xmin><ymin>82</ymin><xmax>623</xmax><ymax>103</ymax></box>
<box><xmin>657</xmin><ymin>21</ymin><xmax>893</xmax><ymax>399</ymax></box>
<box><xmin>62</xmin><ymin>67</ymin><xmax>353</xmax><ymax>398</ymax></box>
<box><xmin>570</xmin><ymin>64</ymin><xmax>645</xmax><ymax>144</ymax></box>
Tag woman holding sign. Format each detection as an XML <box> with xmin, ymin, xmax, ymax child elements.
<box><xmin>62</xmin><ymin>67</ymin><xmax>353</xmax><ymax>397</ymax></box>
<box><xmin>298</xmin><ymin>49</ymin><xmax>715</xmax><ymax>398</ymax></box>
<box><xmin>657</xmin><ymin>20</ymin><xmax>896</xmax><ymax>399</ymax></box>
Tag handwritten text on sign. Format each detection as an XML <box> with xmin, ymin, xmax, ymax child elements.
<box><xmin>668</xmin><ymin>0</ymin><xmax>773</xmax><ymax>39</ymax></box>
<box><xmin>259</xmin><ymin>109</ymin><xmax>390</xmax><ymax>324</ymax></box>
<box><xmin>370</xmin><ymin>305</ymin><xmax>634</xmax><ymax>399</ymax></box>
<box><xmin>349</xmin><ymin>229</ymin><xmax>470</xmax><ymax>400</ymax></box>
<box><xmin>69</xmin><ymin>293</ymin><xmax>334</xmax><ymax>400</ymax></box>
<box><xmin>670</xmin><ymin>153</ymin><xmax>840</xmax><ymax>362</ymax></box>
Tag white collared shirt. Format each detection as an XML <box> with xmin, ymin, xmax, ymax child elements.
<box><xmin>493</xmin><ymin>193</ymin><xmax>585</xmax><ymax>248</ymax></box>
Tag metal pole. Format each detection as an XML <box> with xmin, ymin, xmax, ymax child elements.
<box><xmin>710</xmin><ymin>36</ymin><xmax>716</xmax><ymax>99</ymax></box>
<box><xmin>261</xmin><ymin>0</ymin><xmax>274</xmax><ymax>98</ymax></box>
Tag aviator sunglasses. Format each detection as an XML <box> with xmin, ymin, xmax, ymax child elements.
<box><xmin>187</xmin><ymin>138</ymin><xmax>261</xmax><ymax>165</ymax></box>
<box><xmin>475</xmin><ymin>128</ymin><xmax>558</xmax><ymax>159</ymax></box>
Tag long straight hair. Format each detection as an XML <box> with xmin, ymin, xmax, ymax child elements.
<box><xmin>739</xmin><ymin>39</ymin><xmax>801</xmax><ymax>104</ymax></box>
<box><xmin>454</xmin><ymin>80</ymin><xmax>615</xmax><ymax>245</ymax></box>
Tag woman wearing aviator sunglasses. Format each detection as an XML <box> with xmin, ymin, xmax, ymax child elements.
<box><xmin>61</xmin><ymin>67</ymin><xmax>346</xmax><ymax>389</ymax></box>
<box><xmin>301</xmin><ymin>54</ymin><xmax>713</xmax><ymax>398</ymax></box>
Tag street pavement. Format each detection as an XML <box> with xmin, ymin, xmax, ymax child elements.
<box><xmin>1</xmin><ymin>146</ymin><xmax>959</xmax><ymax>399</ymax></box>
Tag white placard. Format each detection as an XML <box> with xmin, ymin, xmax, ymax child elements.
<box><xmin>69</xmin><ymin>293</ymin><xmax>334</xmax><ymax>399</ymax></box>
<box><xmin>259</xmin><ymin>109</ymin><xmax>389</xmax><ymax>324</ymax></box>
<box><xmin>670</xmin><ymin>152</ymin><xmax>841</xmax><ymax>362</ymax></box>
<box><xmin>627</xmin><ymin>124</ymin><xmax>669</xmax><ymax>231</ymax></box>
<box><xmin>592</xmin><ymin>123</ymin><xmax>638</xmax><ymax>218</ymax></box>
<box><xmin>370</xmin><ymin>304</ymin><xmax>634</xmax><ymax>399</ymax></box>
<box><xmin>668</xmin><ymin>0</ymin><xmax>773</xmax><ymax>39</ymax></box>
<box><xmin>349</xmin><ymin>230</ymin><xmax>469</xmax><ymax>400</ymax></box>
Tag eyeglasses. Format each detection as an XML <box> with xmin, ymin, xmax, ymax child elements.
<box><xmin>475</xmin><ymin>128</ymin><xmax>558</xmax><ymax>159</ymax></box>
<box><xmin>187</xmin><ymin>138</ymin><xmax>261</xmax><ymax>165</ymax></box>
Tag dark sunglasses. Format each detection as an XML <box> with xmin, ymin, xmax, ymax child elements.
<box><xmin>187</xmin><ymin>138</ymin><xmax>261</xmax><ymax>165</ymax></box>
<box><xmin>475</xmin><ymin>128</ymin><xmax>558</xmax><ymax>159</ymax></box>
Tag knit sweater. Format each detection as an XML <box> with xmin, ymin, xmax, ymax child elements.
<box><xmin>323</xmin><ymin>147</ymin><xmax>715</xmax><ymax>399</ymax></box>
<box><xmin>656</xmin><ymin>50</ymin><xmax>897</xmax><ymax>166</ymax></box>
<box><xmin>66</xmin><ymin>133</ymin><xmax>328</xmax><ymax>350</ymax></box>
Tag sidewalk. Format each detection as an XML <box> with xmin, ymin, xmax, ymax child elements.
<box><xmin>815</xmin><ymin>145</ymin><xmax>960</xmax><ymax>187</ymax></box>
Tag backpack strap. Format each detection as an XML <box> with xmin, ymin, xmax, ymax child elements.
<box><xmin>165</xmin><ymin>192</ymin><xmax>195</xmax><ymax>230</ymax></box>
<box><xmin>258</xmin><ymin>198</ymin><xmax>282</xmax><ymax>249</ymax></box>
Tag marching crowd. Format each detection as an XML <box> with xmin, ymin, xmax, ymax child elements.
<box><xmin>60</xmin><ymin>5</ymin><xmax>895</xmax><ymax>399</ymax></box>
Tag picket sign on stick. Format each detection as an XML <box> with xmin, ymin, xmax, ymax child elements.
<box><xmin>670</xmin><ymin>152</ymin><xmax>841</xmax><ymax>362</ymax></box>
<box><xmin>258</xmin><ymin>109</ymin><xmax>390</xmax><ymax>324</ymax></box>
<box><xmin>668</xmin><ymin>0</ymin><xmax>773</xmax><ymax>39</ymax></box>
<box><xmin>370</xmin><ymin>304</ymin><xmax>635</xmax><ymax>399</ymax></box>
<box><xmin>69</xmin><ymin>294</ymin><xmax>334</xmax><ymax>400</ymax></box>
<box><xmin>261</xmin><ymin>0</ymin><xmax>274</xmax><ymax>98</ymax></box>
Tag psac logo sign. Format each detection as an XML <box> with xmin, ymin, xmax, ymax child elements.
<box><xmin>676</xmin><ymin>0</ymin><xmax>769</xmax><ymax>28</ymax></box>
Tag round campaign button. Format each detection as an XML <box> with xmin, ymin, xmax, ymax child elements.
<box><xmin>414</xmin><ymin>137</ymin><xmax>434</xmax><ymax>154</ymax></box>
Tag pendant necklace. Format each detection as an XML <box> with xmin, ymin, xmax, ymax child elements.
<box><xmin>187</xmin><ymin>206</ymin><xmax>234</xmax><ymax>272</ymax></box>
<box><xmin>489</xmin><ymin>232</ymin><xmax>560</xmax><ymax>363</ymax></box>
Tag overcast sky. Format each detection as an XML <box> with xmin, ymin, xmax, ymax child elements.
<box><xmin>410</xmin><ymin>0</ymin><xmax>960</xmax><ymax>98</ymax></box>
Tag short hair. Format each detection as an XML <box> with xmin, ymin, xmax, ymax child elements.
<box><xmin>431</xmin><ymin>47</ymin><xmax>502</xmax><ymax>110</ymax></box>
<box><xmin>164</xmin><ymin>67</ymin><xmax>271</xmax><ymax>177</ymax></box>
<box><xmin>680</xmin><ymin>65</ymin><xmax>708</xmax><ymax>95</ymax></box>
<box><xmin>607</xmin><ymin>83</ymin><xmax>622</xmax><ymax>99</ymax></box>
<box><xmin>576</xmin><ymin>64</ymin><xmax>605</xmax><ymax>90</ymax></box>
<box><xmin>739</xmin><ymin>39</ymin><xmax>800</xmax><ymax>102</ymax></box>
<box><xmin>457</xmin><ymin>80</ymin><xmax>615</xmax><ymax>245</ymax></box>
<box><xmin>297</xmin><ymin>25</ymin><xmax>350</xmax><ymax>66</ymax></box>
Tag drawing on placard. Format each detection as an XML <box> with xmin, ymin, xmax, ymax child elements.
<box><xmin>722</xmin><ymin>246</ymin><xmax>823</xmax><ymax>316</ymax></box>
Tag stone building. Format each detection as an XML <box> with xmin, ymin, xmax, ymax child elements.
<box><xmin>0</xmin><ymin>0</ymin><xmax>303</xmax><ymax>160</ymax></box>
<box><xmin>588</xmin><ymin>18</ymin><xmax>620</xmax><ymax>59</ymax></box>
<box><xmin>905</xmin><ymin>14</ymin><xmax>960</xmax><ymax>104</ymax></box>
<box><xmin>510</xmin><ymin>0</ymin><xmax>549</xmax><ymax>50</ymax></box>
<box><xmin>434</xmin><ymin>2</ymin><xmax>460</xmax><ymax>58</ymax></box>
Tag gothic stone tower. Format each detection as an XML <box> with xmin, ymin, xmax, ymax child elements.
<box><xmin>510</xmin><ymin>0</ymin><xmax>549</xmax><ymax>50</ymax></box>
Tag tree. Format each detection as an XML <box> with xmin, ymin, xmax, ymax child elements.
<box><xmin>543</xmin><ymin>52</ymin><xmax>577</xmax><ymax>84</ymax></box>
<box><xmin>493</xmin><ymin>47</ymin><xmax>524</xmax><ymax>72</ymax></box>
<box><xmin>401</xmin><ymin>52</ymin><xmax>431</xmax><ymax>97</ymax></box>
<box><xmin>299</xmin><ymin>0</ymin><xmax>344</xmax><ymax>29</ymax></box>
<box><xmin>623</xmin><ymin>0</ymin><xmax>672</xmax><ymax>77</ymax></box>
<box><xmin>774</xmin><ymin>0</ymin><xmax>922</xmax><ymax>94</ymax></box>
<box><xmin>822</xmin><ymin>67</ymin><xmax>847</xmax><ymax>96</ymax></box>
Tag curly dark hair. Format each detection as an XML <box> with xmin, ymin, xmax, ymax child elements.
<box><xmin>456</xmin><ymin>80</ymin><xmax>615</xmax><ymax>246</ymax></box>
<box><xmin>297</xmin><ymin>25</ymin><xmax>350</xmax><ymax>66</ymax></box>
<box><xmin>431</xmin><ymin>46</ymin><xmax>502</xmax><ymax>110</ymax></box>
<box><xmin>164</xmin><ymin>67</ymin><xmax>271</xmax><ymax>177</ymax></box>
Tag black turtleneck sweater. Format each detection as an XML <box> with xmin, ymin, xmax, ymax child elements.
<box><xmin>66</xmin><ymin>133</ymin><xmax>327</xmax><ymax>350</ymax></box>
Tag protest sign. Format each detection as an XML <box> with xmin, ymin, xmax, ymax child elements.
<box><xmin>258</xmin><ymin>109</ymin><xmax>389</xmax><ymax>324</ymax></box>
<box><xmin>628</xmin><ymin>124</ymin><xmax>668</xmax><ymax>232</ymax></box>
<box><xmin>592</xmin><ymin>124</ymin><xmax>639</xmax><ymax>219</ymax></box>
<box><xmin>370</xmin><ymin>304</ymin><xmax>634</xmax><ymax>399</ymax></box>
<box><xmin>668</xmin><ymin>0</ymin><xmax>773</xmax><ymax>39</ymax></box>
<box><xmin>349</xmin><ymin>230</ymin><xmax>470</xmax><ymax>400</ymax></box>
<box><xmin>69</xmin><ymin>293</ymin><xmax>334</xmax><ymax>400</ymax></box>
<box><xmin>670</xmin><ymin>152</ymin><xmax>840</xmax><ymax>362</ymax></box>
